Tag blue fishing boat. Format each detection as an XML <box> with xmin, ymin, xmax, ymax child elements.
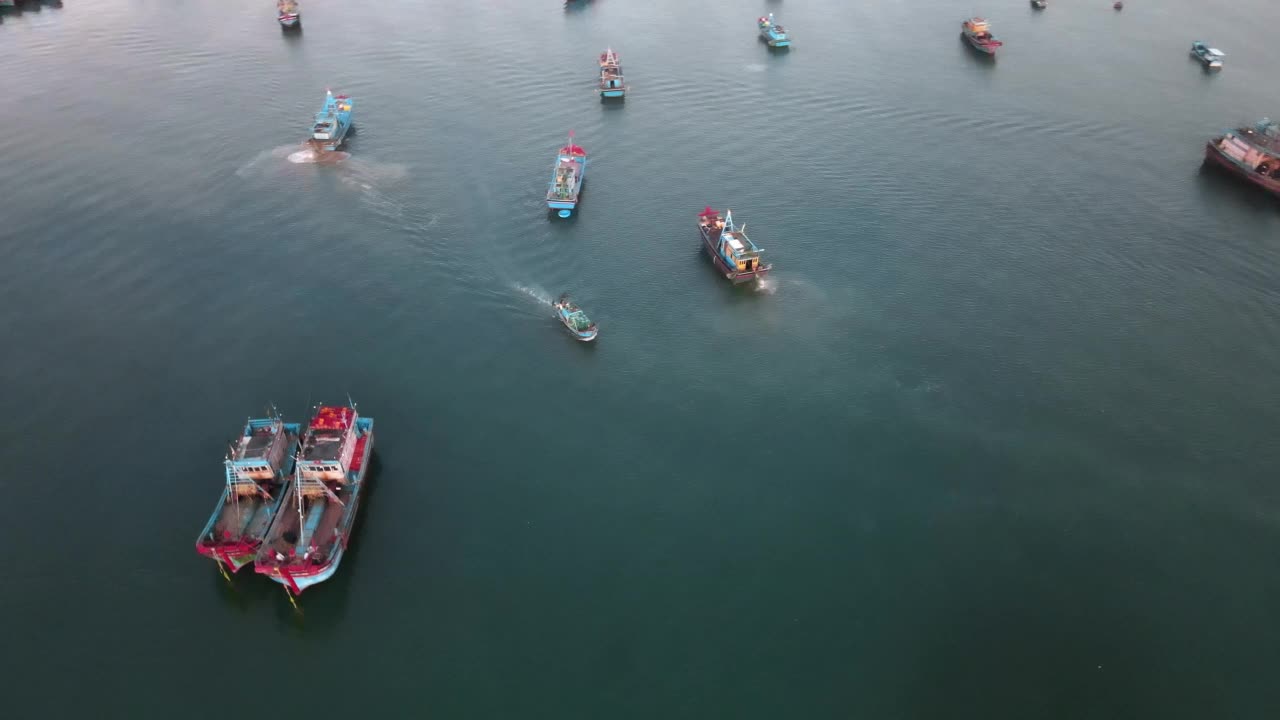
<box><xmin>758</xmin><ymin>14</ymin><xmax>791</xmax><ymax>48</ymax></box>
<box><xmin>277</xmin><ymin>0</ymin><xmax>300</xmax><ymax>29</ymax></box>
<box><xmin>599</xmin><ymin>48</ymin><xmax>626</xmax><ymax>99</ymax></box>
<box><xmin>553</xmin><ymin>294</ymin><xmax>598</xmax><ymax>342</ymax></box>
<box><xmin>308</xmin><ymin>90</ymin><xmax>354</xmax><ymax>152</ymax></box>
<box><xmin>255</xmin><ymin>403</ymin><xmax>375</xmax><ymax>597</ymax></box>
<box><xmin>697</xmin><ymin>207</ymin><xmax>772</xmax><ymax>284</ymax></box>
<box><xmin>546</xmin><ymin>132</ymin><xmax>587</xmax><ymax>218</ymax></box>
<box><xmin>195</xmin><ymin>411</ymin><xmax>301</xmax><ymax>576</ymax></box>
<box><xmin>1190</xmin><ymin>41</ymin><xmax>1224</xmax><ymax>70</ymax></box>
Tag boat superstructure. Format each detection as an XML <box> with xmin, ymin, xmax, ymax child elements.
<box><xmin>195</xmin><ymin>412</ymin><xmax>301</xmax><ymax>574</ymax></box>
<box><xmin>962</xmin><ymin>18</ymin><xmax>1002</xmax><ymax>55</ymax></box>
<box><xmin>553</xmin><ymin>294</ymin><xmax>599</xmax><ymax>341</ymax></box>
<box><xmin>599</xmin><ymin>48</ymin><xmax>626</xmax><ymax>99</ymax></box>
<box><xmin>546</xmin><ymin>132</ymin><xmax>587</xmax><ymax>216</ymax></box>
<box><xmin>254</xmin><ymin>404</ymin><xmax>375</xmax><ymax>596</ymax></box>
<box><xmin>697</xmin><ymin>207</ymin><xmax>772</xmax><ymax>284</ymax></box>
<box><xmin>1204</xmin><ymin>118</ymin><xmax>1280</xmax><ymax>198</ymax></box>
<box><xmin>277</xmin><ymin>0</ymin><xmax>300</xmax><ymax>29</ymax></box>
<box><xmin>308</xmin><ymin>90</ymin><xmax>354</xmax><ymax>152</ymax></box>
<box><xmin>758</xmin><ymin>14</ymin><xmax>791</xmax><ymax>48</ymax></box>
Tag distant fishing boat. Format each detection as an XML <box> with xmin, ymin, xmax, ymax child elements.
<box><xmin>254</xmin><ymin>403</ymin><xmax>375</xmax><ymax>597</ymax></box>
<box><xmin>961</xmin><ymin>18</ymin><xmax>1002</xmax><ymax>55</ymax></box>
<box><xmin>1030</xmin><ymin>0</ymin><xmax>1046</xmax><ymax>9</ymax></box>
<box><xmin>553</xmin><ymin>294</ymin><xmax>598</xmax><ymax>342</ymax></box>
<box><xmin>758</xmin><ymin>13</ymin><xmax>791</xmax><ymax>48</ymax></box>
<box><xmin>546</xmin><ymin>131</ymin><xmax>587</xmax><ymax>218</ymax></box>
<box><xmin>697</xmin><ymin>207</ymin><xmax>772</xmax><ymax>284</ymax></box>
<box><xmin>1113</xmin><ymin>1</ymin><xmax>1123</xmax><ymax>9</ymax></box>
<box><xmin>195</xmin><ymin>412</ymin><xmax>301</xmax><ymax>575</ymax></box>
<box><xmin>598</xmin><ymin>48</ymin><xmax>626</xmax><ymax>99</ymax></box>
<box><xmin>307</xmin><ymin>90</ymin><xmax>354</xmax><ymax>152</ymax></box>
<box><xmin>1190</xmin><ymin>41</ymin><xmax>1225</xmax><ymax>70</ymax></box>
<box><xmin>1204</xmin><ymin>118</ymin><xmax>1280</xmax><ymax>198</ymax></box>
<box><xmin>277</xmin><ymin>0</ymin><xmax>300</xmax><ymax>29</ymax></box>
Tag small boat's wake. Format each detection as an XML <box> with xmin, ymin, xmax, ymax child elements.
<box><xmin>513</xmin><ymin>283</ymin><xmax>554</xmax><ymax>306</ymax></box>
<box><xmin>754</xmin><ymin>276</ymin><xmax>778</xmax><ymax>295</ymax></box>
<box><xmin>744</xmin><ymin>63</ymin><xmax>768</xmax><ymax>73</ymax></box>
<box><xmin>288</xmin><ymin>148</ymin><xmax>351</xmax><ymax>164</ymax></box>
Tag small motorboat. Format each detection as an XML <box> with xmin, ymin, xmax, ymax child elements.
<box><xmin>1030</xmin><ymin>0</ymin><xmax>1046</xmax><ymax>9</ymax></box>
<box><xmin>1190</xmin><ymin>41</ymin><xmax>1225</xmax><ymax>70</ymax></box>
<box><xmin>553</xmin><ymin>294</ymin><xmax>598</xmax><ymax>342</ymax></box>
<box><xmin>1113</xmin><ymin>1</ymin><xmax>1123</xmax><ymax>9</ymax></box>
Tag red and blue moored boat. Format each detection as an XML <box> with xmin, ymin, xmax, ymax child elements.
<box><xmin>195</xmin><ymin>412</ymin><xmax>300</xmax><ymax>575</ymax></box>
<box><xmin>254</xmin><ymin>403</ymin><xmax>374</xmax><ymax>596</ymax></box>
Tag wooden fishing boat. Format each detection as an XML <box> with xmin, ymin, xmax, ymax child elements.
<box><xmin>598</xmin><ymin>48</ymin><xmax>626</xmax><ymax>99</ymax></box>
<box><xmin>306</xmin><ymin>90</ymin><xmax>354</xmax><ymax>153</ymax></box>
<box><xmin>962</xmin><ymin>18</ymin><xmax>1002</xmax><ymax>55</ymax></box>
<box><xmin>277</xmin><ymin>0</ymin><xmax>301</xmax><ymax>29</ymax></box>
<box><xmin>1190</xmin><ymin>41</ymin><xmax>1225</xmax><ymax>70</ymax></box>
<box><xmin>553</xmin><ymin>294</ymin><xmax>598</xmax><ymax>342</ymax></box>
<box><xmin>697</xmin><ymin>207</ymin><xmax>772</xmax><ymax>284</ymax></box>
<box><xmin>254</xmin><ymin>403</ymin><xmax>375</xmax><ymax>596</ymax></box>
<box><xmin>758</xmin><ymin>13</ymin><xmax>791</xmax><ymax>48</ymax></box>
<box><xmin>195</xmin><ymin>412</ymin><xmax>301</xmax><ymax>575</ymax></box>
<box><xmin>1204</xmin><ymin>118</ymin><xmax>1280</xmax><ymax>199</ymax></box>
<box><xmin>546</xmin><ymin>131</ymin><xmax>587</xmax><ymax>218</ymax></box>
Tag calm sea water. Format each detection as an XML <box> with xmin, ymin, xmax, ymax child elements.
<box><xmin>3</xmin><ymin>0</ymin><xmax>1279</xmax><ymax>716</ymax></box>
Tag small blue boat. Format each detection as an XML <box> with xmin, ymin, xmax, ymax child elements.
<box><xmin>547</xmin><ymin>132</ymin><xmax>587</xmax><ymax>217</ymax></box>
<box><xmin>599</xmin><ymin>48</ymin><xmax>625</xmax><ymax>99</ymax></box>
<box><xmin>758</xmin><ymin>14</ymin><xmax>791</xmax><ymax>48</ymax></box>
<box><xmin>1190</xmin><ymin>41</ymin><xmax>1224</xmax><ymax>70</ymax></box>
<box><xmin>309</xmin><ymin>90</ymin><xmax>354</xmax><ymax>152</ymax></box>
<box><xmin>553</xmin><ymin>294</ymin><xmax>598</xmax><ymax>342</ymax></box>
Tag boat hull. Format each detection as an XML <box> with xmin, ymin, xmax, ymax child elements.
<box><xmin>1204</xmin><ymin>141</ymin><xmax>1280</xmax><ymax>198</ymax></box>
<box><xmin>963</xmin><ymin>34</ymin><xmax>998</xmax><ymax>55</ymax></box>
<box><xmin>600</xmin><ymin>89</ymin><xmax>625</xmax><ymax>99</ymax></box>
<box><xmin>278</xmin><ymin>14</ymin><xmax>301</xmax><ymax>29</ymax></box>
<box><xmin>256</xmin><ymin>426</ymin><xmax>374</xmax><ymax>595</ymax></box>
<box><xmin>699</xmin><ymin>228</ymin><xmax>772</xmax><ymax>284</ymax></box>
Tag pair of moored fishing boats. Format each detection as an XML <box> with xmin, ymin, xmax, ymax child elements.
<box><xmin>195</xmin><ymin>404</ymin><xmax>374</xmax><ymax>596</ymax></box>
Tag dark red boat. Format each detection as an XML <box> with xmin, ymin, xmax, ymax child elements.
<box><xmin>1204</xmin><ymin>119</ymin><xmax>1280</xmax><ymax>198</ymax></box>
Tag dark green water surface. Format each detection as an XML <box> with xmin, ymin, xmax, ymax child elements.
<box><xmin>2</xmin><ymin>0</ymin><xmax>1279</xmax><ymax>716</ymax></box>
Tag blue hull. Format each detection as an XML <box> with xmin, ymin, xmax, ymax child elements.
<box><xmin>600</xmin><ymin>90</ymin><xmax>625</xmax><ymax>99</ymax></box>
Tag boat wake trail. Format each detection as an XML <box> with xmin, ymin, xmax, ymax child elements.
<box><xmin>754</xmin><ymin>276</ymin><xmax>778</xmax><ymax>295</ymax></box>
<box><xmin>513</xmin><ymin>283</ymin><xmax>553</xmax><ymax>306</ymax></box>
<box><xmin>287</xmin><ymin>148</ymin><xmax>351</xmax><ymax>164</ymax></box>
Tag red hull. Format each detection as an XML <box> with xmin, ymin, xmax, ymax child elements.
<box><xmin>1204</xmin><ymin>142</ymin><xmax>1280</xmax><ymax>198</ymax></box>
